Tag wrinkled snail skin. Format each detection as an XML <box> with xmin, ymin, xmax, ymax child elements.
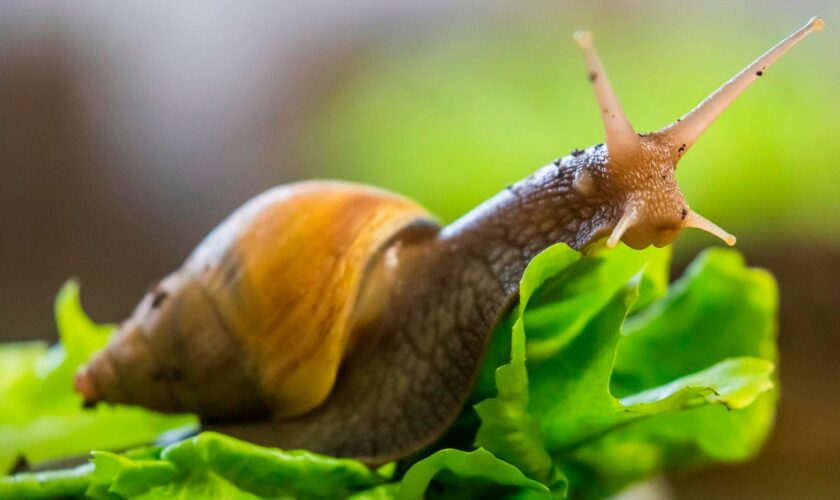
<box><xmin>73</xmin><ymin>19</ymin><xmax>822</xmax><ymax>465</ymax></box>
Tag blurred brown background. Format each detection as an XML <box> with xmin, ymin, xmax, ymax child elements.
<box><xmin>1</xmin><ymin>1</ymin><xmax>838</xmax><ymax>498</ymax></box>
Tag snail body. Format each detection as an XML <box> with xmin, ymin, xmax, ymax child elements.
<box><xmin>75</xmin><ymin>19</ymin><xmax>822</xmax><ymax>464</ymax></box>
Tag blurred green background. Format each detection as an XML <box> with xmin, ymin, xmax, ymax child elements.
<box><xmin>1</xmin><ymin>0</ymin><xmax>838</xmax><ymax>498</ymax></box>
<box><xmin>299</xmin><ymin>5</ymin><xmax>840</xmax><ymax>250</ymax></box>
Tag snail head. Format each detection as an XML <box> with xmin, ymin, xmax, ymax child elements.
<box><xmin>572</xmin><ymin>17</ymin><xmax>823</xmax><ymax>250</ymax></box>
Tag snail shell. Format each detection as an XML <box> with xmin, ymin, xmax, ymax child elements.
<box><xmin>76</xmin><ymin>181</ymin><xmax>437</xmax><ymax>420</ymax></box>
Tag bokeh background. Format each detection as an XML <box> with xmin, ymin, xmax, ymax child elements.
<box><xmin>1</xmin><ymin>0</ymin><xmax>837</xmax><ymax>497</ymax></box>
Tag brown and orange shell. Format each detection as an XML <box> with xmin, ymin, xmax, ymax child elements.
<box><xmin>76</xmin><ymin>181</ymin><xmax>436</xmax><ymax>419</ymax></box>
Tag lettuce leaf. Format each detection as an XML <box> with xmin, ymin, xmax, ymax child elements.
<box><xmin>473</xmin><ymin>244</ymin><xmax>580</xmax><ymax>494</ymax></box>
<box><xmin>1</xmin><ymin>432</ymin><xmax>392</xmax><ymax>499</ymax></box>
<box><xmin>0</xmin><ymin>464</ymin><xmax>94</xmax><ymax>499</ymax></box>
<box><xmin>396</xmin><ymin>448</ymin><xmax>548</xmax><ymax>499</ymax></box>
<box><xmin>1</xmin><ymin>433</ymin><xmax>548</xmax><ymax>500</ymax></box>
<box><xmin>474</xmin><ymin>246</ymin><xmax>778</xmax><ymax>497</ymax></box>
<box><xmin>0</xmin><ymin>246</ymin><xmax>779</xmax><ymax>499</ymax></box>
<box><xmin>559</xmin><ymin>250</ymin><xmax>779</xmax><ymax>496</ymax></box>
<box><xmin>0</xmin><ymin>282</ymin><xmax>196</xmax><ymax>474</ymax></box>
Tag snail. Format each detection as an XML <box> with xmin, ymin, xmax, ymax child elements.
<box><xmin>74</xmin><ymin>18</ymin><xmax>822</xmax><ymax>464</ymax></box>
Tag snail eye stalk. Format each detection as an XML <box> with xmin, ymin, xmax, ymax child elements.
<box><xmin>574</xmin><ymin>30</ymin><xmax>640</xmax><ymax>166</ymax></box>
<box><xmin>659</xmin><ymin>16</ymin><xmax>824</xmax><ymax>157</ymax></box>
<box><xmin>577</xmin><ymin>18</ymin><xmax>823</xmax><ymax>248</ymax></box>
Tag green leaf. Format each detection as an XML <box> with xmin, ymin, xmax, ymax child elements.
<box><xmin>556</xmin><ymin>249</ymin><xmax>780</xmax><ymax>496</ymax></box>
<box><xmin>0</xmin><ymin>247</ymin><xmax>779</xmax><ymax>499</ymax></box>
<box><xmin>474</xmin><ymin>244</ymin><xmax>579</xmax><ymax>491</ymax></box>
<box><xmin>632</xmin><ymin>244</ymin><xmax>671</xmax><ymax>313</ymax></box>
<box><xmin>0</xmin><ymin>282</ymin><xmax>196</xmax><ymax>474</ymax></box>
<box><xmin>473</xmin><ymin>245</ymin><xmax>667</xmax><ymax>478</ymax></box>
<box><xmin>398</xmin><ymin>448</ymin><xmax>549</xmax><ymax>500</ymax></box>
<box><xmin>347</xmin><ymin>483</ymin><xmax>401</xmax><ymax>500</ymax></box>
<box><xmin>28</xmin><ymin>437</ymin><xmax>541</xmax><ymax>500</ymax></box>
<box><xmin>474</xmin><ymin>245</ymin><xmax>778</xmax><ymax>497</ymax></box>
<box><xmin>2</xmin><ymin>432</ymin><xmax>394</xmax><ymax>499</ymax></box>
<box><xmin>619</xmin><ymin>358</ymin><xmax>774</xmax><ymax>412</ymax></box>
<box><xmin>157</xmin><ymin>432</ymin><xmax>390</xmax><ymax>498</ymax></box>
<box><xmin>0</xmin><ymin>464</ymin><xmax>94</xmax><ymax>499</ymax></box>
<box><xmin>86</xmin><ymin>451</ymin><xmax>181</xmax><ymax>499</ymax></box>
<box><xmin>522</xmin><ymin>245</ymin><xmax>667</xmax><ymax>361</ymax></box>
<box><xmin>614</xmin><ymin>249</ymin><xmax>778</xmax><ymax>395</ymax></box>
